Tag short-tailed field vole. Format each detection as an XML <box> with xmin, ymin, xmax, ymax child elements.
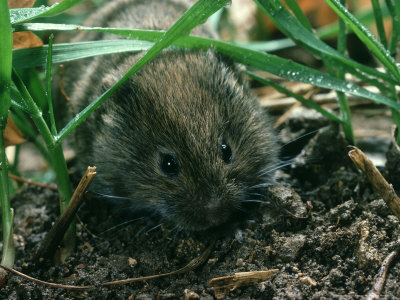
<box><xmin>65</xmin><ymin>0</ymin><xmax>277</xmax><ymax>234</ymax></box>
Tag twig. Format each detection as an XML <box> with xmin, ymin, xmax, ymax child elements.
<box><xmin>59</xmin><ymin>64</ymin><xmax>71</xmax><ymax>102</ymax></box>
<box><xmin>0</xmin><ymin>265</ymin><xmax>91</xmax><ymax>290</ymax></box>
<box><xmin>36</xmin><ymin>166</ymin><xmax>96</xmax><ymax>261</ymax></box>
<box><xmin>1</xmin><ymin>240</ymin><xmax>214</xmax><ymax>290</ymax></box>
<box><xmin>274</xmin><ymin>87</ymin><xmax>318</xmax><ymax>128</ymax></box>
<box><xmin>283</xmin><ymin>201</ymin><xmax>313</xmax><ymax>219</ymax></box>
<box><xmin>348</xmin><ymin>147</ymin><xmax>400</xmax><ymax>222</ymax></box>
<box><xmin>8</xmin><ymin>173</ymin><xmax>58</xmax><ymax>191</ymax></box>
<box><xmin>366</xmin><ymin>246</ymin><xmax>400</xmax><ymax>300</ymax></box>
<box><xmin>102</xmin><ymin>240</ymin><xmax>215</xmax><ymax>286</ymax></box>
<box><xmin>209</xmin><ymin>269</ymin><xmax>279</xmax><ymax>299</ymax></box>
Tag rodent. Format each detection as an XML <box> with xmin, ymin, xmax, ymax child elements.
<box><xmin>64</xmin><ymin>0</ymin><xmax>277</xmax><ymax>234</ymax></box>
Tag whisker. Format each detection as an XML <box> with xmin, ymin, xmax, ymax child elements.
<box><xmin>248</xmin><ymin>182</ymin><xmax>274</xmax><ymax>190</ymax></box>
<box><xmin>259</xmin><ymin>161</ymin><xmax>294</xmax><ymax>175</ymax></box>
<box><xmin>281</xmin><ymin>129</ymin><xmax>319</xmax><ymax>149</ymax></box>
<box><xmin>87</xmin><ymin>191</ymin><xmax>135</xmax><ymax>202</ymax></box>
<box><xmin>246</xmin><ymin>192</ymin><xmax>265</xmax><ymax>198</ymax></box>
<box><xmin>98</xmin><ymin>217</ymin><xmax>144</xmax><ymax>236</ymax></box>
<box><xmin>145</xmin><ymin>223</ymin><xmax>162</xmax><ymax>234</ymax></box>
<box><xmin>134</xmin><ymin>225</ymin><xmax>149</xmax><ymax>238</ymax></box>
<box><xmin>259</xmin><ymin>159</ymin><xmax>293</xmax><ymax>171</ymax></box>
<box><xmin>258</xmin><ymin>159</ymin><xmax>295</xmax><ymax>176</ymax></box>
<box><xmin>241</xmin><ymin>199</ymin><xmax>265</xmax><ymax>204</ymax></box>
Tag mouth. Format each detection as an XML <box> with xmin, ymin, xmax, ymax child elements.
<box><xmin>172</xmin><ymin>205</ymin><xmax>251</xmax><ymax>236</ymax></box>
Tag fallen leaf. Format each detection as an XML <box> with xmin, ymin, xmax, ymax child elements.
<box><xmin>4</xmin><ymin>116</ymin><xmax>25</xmax><ymax>147</ymax></box>
<box><xmin>298</xmin><ymin>0</ymin><xmax>337</xmax><ymax>27</ymax></box>
<box><xmin>13</xmin><ymin>31</ymin><xmax>43</xmax><ymax>49</ymax></box>
<box><xmin>9</xmin><ymin>0</ymin><xmax>43</xmax><ymax>50</ymax></box>
<box><xmin>8</xmin><ymin>0</ymin><xmax>35</xmax><ymax>8</ymax></box>
<box><xmin>209</xmin><ymin>269</ymin><xmax>279</xmax><ymax>299</ymax></box>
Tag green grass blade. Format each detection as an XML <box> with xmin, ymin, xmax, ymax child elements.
<box><xmin>235</xmin><ymin>39</ymin><xmax>295</xmax><ymax>52</ymax></box>
<box><xmin>55</xmin><ymin>0</ymin><xmax>230</xmax><ymax>144</ymax></box>
<box><xmin>46</xmin><ymin>34</ymin><xmax>57</xmax><ymax>135</ymax></box>
<box><xmin>317</xmin><ymin>5</ymin><xmax>389</xmax><ymax>39</ymax></box>
<box><xmin>13</xmin><ymin>22</ymin><xmax>396</xmax><ymax>85</ymax></box>
<box><xmin>10</xmin><ymin>83</ymin><xmax>32</xmax><ymax>114</ymax></box>
<box><xmin>324</xmin><ymin>0</ymin><xmax>400</xmax><ymax>81</ymax></box>
<box><xmin>337</xmin><ymin>1</ymin><xmax>347</xmax><ymax>54</ymax></box>
<box><xmin>12</xmin><ymin>30</ymin><xmax>399</xmax><ymax>111</ymax></box>
<box><xmin>12</xmin><ymin>40</ymin><xmax>154</xmax><ymax>69</ymax></box>
<box><xmin>254</xmin><ymin>0</ymin><xmax>398</xmax><ymax>84</ymax></box>
<box><xmin>11</xmin><ymin>69</ymin><xmax>55</xmax><ymax>148</ymax></box>
<box><xmin>0</xmin><ymin>4</ymin><xmax>12</xmax><ymax>119</ymax></box>
<box><xmin>371</xmin><ymin>0</ymin><xmax>387</xmax><ymax>47</ymax></box>
<box><xmin>13</xmin><ymin>22</ymin><xmax>397</xmax><ymax>84</ymax></box>
<box><xmin>14</xmin><ymin>4</ymin><xmax>387</xmax><ymax>44</ymax></box>
<box><xmin>395</xmin><ymin>0</ymin><xmax>400</xmax><ymax>40</ymax></box>
<box><xmin>248</xmin><ymin>71</ymin><xmax>343</xmax><ymax>123</ymax></box>
<box><xmin>10</xmin><ymin>108</ymin><xmax>51</xmax><ymax>164</ymax></box>
<box><xmin>15</xmin><ymin>22</ymin><xmax>297</xmax><ymax>53</ymax></box>
<box><xmin>16</xmin><ymin>68</ymin><xmax>47</xmax><ymax>112</ymax></box>
<box><xmin>284</xmin><ymin>0</ymin><xmax>313</xmax><ymax>32</ymax></box>
<box><xmin>12</xmin><ymin>66</ymin><xmax>75</xmax><ymax>251</ymax></box>
<box><xmin>0</xmin><ymin>0</ymin><xmax>14</xmax><ymax>269</ymax></box>
<box><xmin>387</xmin><ymin>0</ymin><xmax>400</xmax><ymax>57</ymax></box>
<box><xmin>192</xmin><ymin>39</ymin><xmax>400</xmax><ymax>111</ymax></box>
<box><xmin>325</xmin><ymin>0</ymin><xmax>354</xmax><ymax>144</ymax></box>
<box><xmin>10</xmin><ymin>0</ymin><xmax>84</xmax><ymax>24</ymax></box>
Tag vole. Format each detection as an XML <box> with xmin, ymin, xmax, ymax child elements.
<box><xmin>64</xmin><ymin>0</ymin><xmax>277</xmax><ymax>234</ymax></box>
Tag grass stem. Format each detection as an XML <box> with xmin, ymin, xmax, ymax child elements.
<box><xmin>0</xmin><ymin>0</ymin><xmax>15</xmax><ymax>269</ymax></box>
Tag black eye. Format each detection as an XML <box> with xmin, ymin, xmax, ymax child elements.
<box><xmin>220</xmin><ymin>143</ymin><xmax>233</xmax><ymax>163</ymax></box>
<box><xmin>159</xmin><ymin>153</ymin><xmax>179</xmax><ymax>176</ymax></box>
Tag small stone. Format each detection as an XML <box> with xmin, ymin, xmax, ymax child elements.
<box><xmin>136</xmin><ymin>294</ymin><xmax>152</xmax><ymax>300</ymax></box>
<box><xmin>75</xmin><ymin>264</ymin><xmax>85</xmax><ymax>269</ymax></box>
<box><xmin>128</xmin><ymin>257</ymin><xmax>137</xmax><ymax>267</ymax></box>
<box><xmin>299</xmin><ymin>276</ymin><xmax>317</xmax><ymax>286</ymax></box>
<box><xmin>275</xmin><ymin>234</ymin><xmax>306</xmax><ymax>262</ymax></box>
<box><xmin>184</xmin><ymin>289</ymin><xmax>200</xmax><ymax>299</ymax></box>
<box><xmin>236</xmin><ymin>258</ymin><xmax>244</xmax><ymax>266</ymax></box>
<box><xmin>292</xmin><ymin>266</ymin><xmax>300</xmax><ymax>273</ymax></box>
<box><xmin>158</xmin><ymin>293</ymin><xmax>177</xmax><ymax>299</ymax></box>
<box><xmin>208</xmin><ymin>258</ymin><xmax>218</xmax><ymax>264</ymax></box>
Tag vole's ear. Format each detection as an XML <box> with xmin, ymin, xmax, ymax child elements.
<box><xmin>98</xmin><ymin>73</ymin><xmax>141</xmax><ymax>112</ymax></box>
<box><xmin>210</xmin><ymin>49</ymin><xmax>248</xmax><ymax>86</ymax></box>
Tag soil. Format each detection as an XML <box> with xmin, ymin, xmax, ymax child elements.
<box><xmin>1</xmin><ymin>107</ymin><xmax>400</xmax><ymax>299</ymax></box>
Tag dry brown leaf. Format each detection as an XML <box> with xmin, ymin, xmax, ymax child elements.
<box><xmin>13</xmin><ymin>31</ymin><xmax>43</xmax><ymax>49</ymax></box>
<box><xmin>298</xmin><ymin>0</ymin><xmax>337</xmax><ymax>27</ymax></box>
<box><xmin>4</xmin><ymin>116</ymin><xmax>25</xmax><ymax>147</ymax></box>
<box><xmin>9</xmin><ymin>0</ymin><xmax>43</xmax><ymax>50</ymax></box>
<box><xmin>8</xmin><ymin>0</ymin><xmax>35</xmax><ymax>8</ymax></box>
<box><xmin>209</xmin><ymin>270</ymin><xmax>279</xmax><ymax>299</ymax></box>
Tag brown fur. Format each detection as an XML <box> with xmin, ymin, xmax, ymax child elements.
<box><xmin>66</xmin><ymin>0</ymin><xmax>277</xmax><ymax>233</ymax></box>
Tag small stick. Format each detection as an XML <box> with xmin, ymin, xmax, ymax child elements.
<box><xmin>209</xmin><ymin>269</ymin><xmax>279</xmax><ymax>299</ymax></box>
<box><xmin>102</xmin><ymin>240</ymin><xmax>215</xmax><ymax>286</ymax></box>
<box><xmin>8</xmin><ymin>173</ymin><xmax>58</xmax><ymax>191</ymax></box>
<box><xmin>0</xmin><ymin>265</ymin><xmax>91</xmax><ymax>290</ymax></box>
<box><xmin>366</xmin><ymin>246</ymin><xmax>400</xmax><ymax>300</ymax></box>
<box><xmin>273</xmin><ymin>87</ymin><xmax>318</xmax><ymax>128</ymax></box>
<box><xmin>1</xmin><ymin>240</ymin><xmax>214</xmax><ymax>290</ymax></box>
<box><xmin>59</xmin><ymin>65</ymin><xmax>71</xmax><ymax>102</ymax></box>
<box><xmin>348</xmin><ymin>147</ymin><xmax>400</xmax><ymax>222</ymax></box>
<box><xmin>282</xmin><ymin>201</ymin><xmax>313</xmax><ymax>219</ymax></box>
<box><xmin>36</xmin><ymin>166</ymin><xmax>97</xmax><ymax>261</ymax></box>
